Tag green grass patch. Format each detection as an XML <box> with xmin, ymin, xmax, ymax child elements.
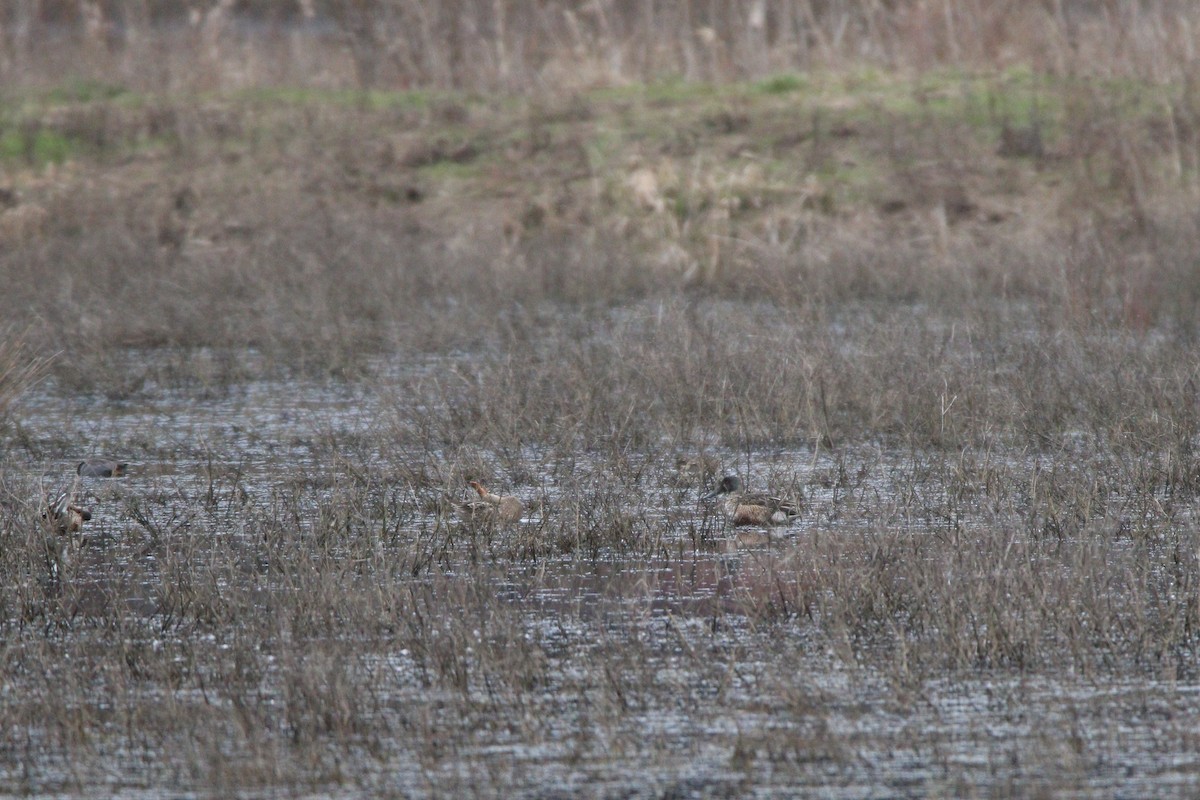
<box><xmin>588</xmin><ymin>77</ymin><xmax>722</xmax><ymax>109</ymax></box>
<box><xmin>0</xmin><ymin>128</ymin><xmax>75</xmax><ymax>165</ymax></box>
<box><xmin>32</xmin><ymin>130</ymin><xmax>72</xmax><ymax>163</ymax></box>
<box><xmin>43</xmin><ymin>78</ymin><xmax>127</xmax><ymax>105</ymax></box>
<box><xmin>755</xmin><ymin>73</ymin><xmax>808</xmax><ymax>95</ymax></box>
<box><xmin>417</xmin><ymin>158</ymin><xmax>486</xmax><ymax>181</ymax></box>
<box><xmin>0</xmin><ymin>131</ymin><xmax>22</xmax><ymax>161</ymax></box>
<box><xmin>232</xmin><ymin>85</ymin><xmax>434</xmax><ymax>112</ymax></box>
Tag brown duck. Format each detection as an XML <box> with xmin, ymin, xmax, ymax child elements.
<box><xmin>460</xmin><ymin>481</ymin><xmax>524</xmax><ymax>524</ymax></box>
<box><xmin>703</xmin><ymin>475</ymin><xmax>801</xmax><ymax>527</ymax></box>
<box><xmin>44</xmin><ymin>488</ymin><xmax>92</xmax><ymax>535</ymax></box>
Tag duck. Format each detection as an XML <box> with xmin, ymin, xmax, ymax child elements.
<box><xmin>77</xmin><ymin>459</ymin><xmax>128</xmax><ymax>478</ymax></box>
<box><xmin>702</xmin><ymin>474</ymin><xmax>801</xmax><ymax>527</ymax></box>
<box><xmin>458</xmin><ymin>481</ymin><xmax>524</xmax><ymax>524</ymax></box>
<box><xmin>43</xmin><ymin>488</ymin><xmax>92</xmax><ymax>535</ymax></box>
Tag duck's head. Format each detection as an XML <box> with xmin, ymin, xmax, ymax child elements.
<box><xmin>702</xmin><ymin>474</ymin><xmax>741</xmax><ymax>500</ymax></box>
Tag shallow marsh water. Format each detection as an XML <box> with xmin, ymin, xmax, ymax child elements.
<box><xmin>3</xmin><ymin>349</ymin><xmax>1200</xmax><ymax>799</ymax></box>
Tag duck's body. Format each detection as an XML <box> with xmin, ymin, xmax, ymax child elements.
<box><xmin>78</xmin><ymin>460</ymin><xmax>128</xmax><ymax>478</ymax></box>
<box><xmin>703</xmin><ymin>475</ymin><xmax>800</xmax><ymax>527</ymax></box>
<box><xmin>461</xmin><ymin>481</ymin><xmax>524</xmax><ymax>524</ymax></box>
<box><xmin>44</xmin><ymin>488</ymin><xmax>92</xmax><ymax>535</ymax></box>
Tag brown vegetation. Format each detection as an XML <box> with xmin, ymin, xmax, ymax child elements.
<box><xmin>2</xmin><ymin>2</ymin><xmax>1200</xmax><ymax>797</ymax></box>
<box><xmin>6</xmin><ymin>1</ymin><xmax>1200</xmax><ymax>91</ymax></box>
<box><xmin>0</xmin><ymin>329</ymin><xmax>54</xmax><ymax>422</ymax></box>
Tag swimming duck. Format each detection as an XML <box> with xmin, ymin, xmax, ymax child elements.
<box><xmin>459</xmin><ymin>481</ymin><xmax>524</xmax><ymax>524</ymax></box>
<box><xmin>702</xmin><ymin>475</ymin><xmax>801</xmax><ymax>527</ymax></box>
<box><xmin>77</xmin><ymin>460</ymin><xmax>128</xmax><ymax>478</ymax></box>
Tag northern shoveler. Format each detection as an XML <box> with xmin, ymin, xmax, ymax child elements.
<box><xmin>43</xmin><ymin>488</ymin><xmax>92</xmax><ymax>535</ymax></box>
<box><xmin>459</xmin><ymin>481</ymin><xmax>524</xmax><ymax>524</ymax></box>
<box><xmin>703</xmin><ymin>475</ymin><xmax>801</xmax><ymax>527</ymax></box>
<box><xmin>77</xmin><ymin>459</ymin><xmax>128</xmax><ymax>478</ymax></box>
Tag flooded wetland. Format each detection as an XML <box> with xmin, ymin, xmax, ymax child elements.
<box><xmin>6</xmin><ymin>304</ymin><xmax>1200</xmax><ymax>798</ymax></box>
<box><xmin>5</xmin><ymin>2</ymin><xmax>1200</xmax><ymax>797</ymax></box>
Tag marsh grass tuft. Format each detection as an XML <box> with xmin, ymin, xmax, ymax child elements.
<box><xmin>0</xmin><ymin>330</ymin><xmax>54</xmax><ymax>424</ymax></box>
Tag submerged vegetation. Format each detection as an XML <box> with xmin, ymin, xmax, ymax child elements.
<box><xmin>3</xmin><ymin>1</ymin><xmax>1200</xmax><ymax>797</ymax></box>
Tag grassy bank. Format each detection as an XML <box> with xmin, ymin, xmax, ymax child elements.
<box><xmin>2</xmin><ymin>62</ymin><xmax>1199</xmax><ymax>366</ymax></box>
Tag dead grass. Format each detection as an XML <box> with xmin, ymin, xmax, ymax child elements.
<box><xmin>3</xmin><ymin>69</ymin><xmax>1200</xmax><ymax>398</ymax></box>
<box><xmin>7</xmin><ymin>2</ymin><xmax>1200</xmax><ymax>92</ymax></box>
<box><xmin>0</xmin><ymin>329</ymin><xmax>54</xmax><ymax>423</ymax></box>
<box><xmin>3</xmin><ymin>4</ymin><xmax>1200</xmax><ymax>797</ymax></box>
